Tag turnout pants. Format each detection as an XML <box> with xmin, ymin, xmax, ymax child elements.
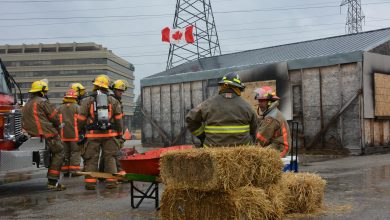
<box><xmin>61</xmin><ymin>141</ymin><xmax>81</xmax><ymax>173</ymax></box>
<box><xmin>99</xmin><ymin>138</ymin><xmax>124</xmax><ymax>172</ymax></box>
<box><xmin>46</xmin><ymin>136</ymin><xmax>65</xmax><ymax>180</ymax></box>
<box><xmin>83</xmin><ymin>137</ymin><xmax>119</xmax><ymax>185</ymax></box>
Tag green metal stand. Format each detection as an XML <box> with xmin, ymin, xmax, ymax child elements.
<box><xmin>124</xmin><ymin>173</ymin><xmax>160</xmax><ymax>209</ymax></box>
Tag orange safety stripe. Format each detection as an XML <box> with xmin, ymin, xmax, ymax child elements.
<box><xmin>110</xmin><ymin>129</ymin><xmax>122</xmax><ymax>135</ymax></box>
<box><xmin>256</xmin><ymin>133</ymin><xmax>268</xmax><ymax>143</ymax></box>
<box><xmin>280</xmin><ymin>123</ymin><xmax>289</xmax><ymax>158</ymax></box>
<box><xmin>61</xmin><ymin>137</ymin><xmax>79</xmax><ymax>142</ymax></box>
<box><xmin>48</xmin><ymin>169</ymin><xmax>60</xmax><ymax>175</ymax></box>
<box><xmin>89</xmin><ymin>104</ymin><xmax>95</xmax><ymax>119</ymax></box>
<box><xmin>85</xmin><ymin>132</ymin><xmax>119</xmax><ymax>138</ymax></box>
<box><xmin>106</xmin><ymin>178</ymin><xmax>117</xmax><ymax>182</ymax></box>
<box><xmin>115</xmin><ymin>113</ymin><xmax>123</xmax><ymax>120</ymax></box>
<box><xmin>49</xmin><ymin>109</ymin><xmax>58</xmax><ymax>119</ymax></box>
<box><xmin>59</xmin><ymin>114</ymin><xmax>64</xmax><ymax>139</ymax></box>
<box><xmin>84</xmin><ymin>178</ymin><xmax>97</xmax><ymax>183</ymax></box>
<box><xmin>61</xmin><ymin>166</ymin><xmax>69</xmax><ymax>171</ymax></box>
<box><xmin>44</xmin><ymin>133</ymin><xmax>57</xmax><ymax>138</ymax></box>
<box><xmin>33</xmin><ymin>102</ymin><xmax>44</xmax><ymax>136</ymax></box>
<box><xmin>73</xmin><ymin>114</ymin><xmax>79</xmax><ymax>139</ymax></box>
<box><xmin>68</xmin><ymin>165</ymin><xmax>81</xmax><ymax>170</ymax></box>
<box><xmin>108</xmin><ymin>104</ymin><xmax>112</xmax><ymax>119</ymax></box>
<box><xmin>77</xmin><ymin>114</ymin><xmax>86</xmax><ymax>121</ymax></box>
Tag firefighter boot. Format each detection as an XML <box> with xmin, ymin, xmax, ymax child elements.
<box><xmin>105</xmin><ymin>180</ymin><xmax>118</xmax><ymax>189</ymax></box>
<box><xmin>47</xmin><ymin>179</ymin><xmax>66</xmax><ymax>191</ymax></box>
<box><xmin>85</xmin><ymin>183</ymin><xmax>96</xmax><ymax>190</ymax></box>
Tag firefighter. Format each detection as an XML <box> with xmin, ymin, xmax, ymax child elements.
<box><xmin>58</xmin><ymin>89</ymin><xmax>81</xmax><ymax>177</ymax></box>
<box><xmin>22</xmin><ymin>79</ymin><xmax>66</xmax><ymax>191</ymax></box>
<box><xmin>69</xmin><ymin>82</ymin><xmax>86</xmax><ymax>104</ymax></box>
<box><xmin>254</xmin><ymin>86</ymin><xmax>291</xmax><ymax>158</ymax></box>
<box><xmin>77</xmin><ymin>75</ymin><xmax>124</xmax><ymax>190</ymax></box>
<box><xmin>186</xmin><ymin>72</ymin><xmax>258</xmax><ymax>147</ymax></box>
<box><xmin>99</xmin><ymin>79</ymin><xmax>128</xmax><ymax>175</ymax></box>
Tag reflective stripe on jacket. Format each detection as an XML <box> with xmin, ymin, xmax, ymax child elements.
<box><xmin>186</xmin><ymin>91</ymin><xmax>258</xmax><ymax>147</ymax></box>
<box><xmin>77</xmin><ymin>93</ymin><xmax>123</xmax><ymax>138</ymax></box>
<box><xmin>22</xmin><ymin>96</ymin><xmax>60</xmax><ymax>138</ymax></box>
<box><xmin>204</xmin><ymin>125</ymin><xmax>250</xmax><ymax>134</ymax></box>
<box><xmin>58</xmin><ymin>103</ymin><xmax>80</xmax><ymax>141</ymax></box>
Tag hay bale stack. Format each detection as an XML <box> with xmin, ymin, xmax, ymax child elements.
<box><xmin>281</xmin><ymin>172</ymin><xmax>327</xmax><ymax>214</ymax></box>
<box><xmin>160</xmin><ymin>146</ymin><xmax>283</xmax><ymax>191</ymax></box>
<box><xmin>264</xmin><ymin>182</ymin><xmax>288</xmax><ymax>219</ymax></box>
<box><xmin>161</xmin><ymin>187</ymin><xmax>282</xmax><ymax>220</ymax></box>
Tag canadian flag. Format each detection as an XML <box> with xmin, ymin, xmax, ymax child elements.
<box><xmin>161</xmin><ymin>25</ymin><xmax>195</xmax><ymax>44</ymax></box>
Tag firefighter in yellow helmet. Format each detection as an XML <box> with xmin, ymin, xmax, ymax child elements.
<box><xmin>58</xmin><ymin>89</ymin><xmax>81</xmax><ymax>177</ymax></box>
<box><xmin>69</xmin><ymin>82</ymin><xmax>86</xmax><ymax>104</ymax></box>
<box><xmin>99</xmin><ymin>79</ymin><xmax>129</xmax><ymax>176</ymax></box>
<box><xmin>254</xmin><ymin>86</ymin><xmax>291</xmax><ymax>158</ymax></box>
<box><xmin>77</xmin><ymin>74</ymin><xmax>124</xmax><ymax>190</ymax></box>
<box><xmin>22</xmin><ymin>79</ymin><xmax>66</xmax><ymax>190</ymax></box>
<box><xmin>186</xmin><ymin>72</ymin><xmax>258</xmax><ymax>147</ymax></box>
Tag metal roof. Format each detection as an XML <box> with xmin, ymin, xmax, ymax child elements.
<box><xmin>142</xmin><ymin>27</ymin><xmax>390</xmax><ymax>86</ymax></box>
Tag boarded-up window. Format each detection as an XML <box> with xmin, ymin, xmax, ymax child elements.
<box><xmin>374</xmin><ymin>73</ymin><xmax>390</xmax><ymax>116</ymax></box>
<box><xmin>241</xmin><ymin>80</ymin><xmax>276</xmax><ymax>113</ymax></box>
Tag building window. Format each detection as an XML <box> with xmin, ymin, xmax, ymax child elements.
<box><xmin>42</xmin><ymin>47</ymin><xmax>56</xmax><ymax>53</ymax></box>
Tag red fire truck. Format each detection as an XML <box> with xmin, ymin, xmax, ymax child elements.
<box><xmin>0</xmin><ymin>58</ymin><xmax>47</xmax><ymax>183</ymax></box>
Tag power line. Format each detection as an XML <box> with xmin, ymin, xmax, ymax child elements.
<box><xmin>0</xmin><ymin>4</ymin><xmax>172</xmax><ymax>15</ymax></box>
<box><xmin>0</xmin><ymin>13</ymin><xmax>342</xmax><ymax>28</ymax></box>
<box><xmin>0</xmin><ymin>1</ymin><xmax>360</xmax><ymax>21</ymax></box>
<box><xmin>0</xmin><ymin>14</ymin><xmax>173</xmax><ymax>21</ymax></box>
<box><xmin>1</xmin><ymin>17</ymin><xmax>380</xmax><ymax>42</ymax></box>
<box><xmin>0</xmin><ymin>17</ymin><xmax>166</xmax><ymax>28</ymax></box>
<box><xmin>1</xmin><ymin>1</ymin><xmax>389</xmax><ymax>22</ymax></box>
<box><xmin>0</xmin><ymin>0</ymin><xmax>115</xmax><ymax>2</ymax></box>
<box><xmin>0</xmin><ymin>0</ymin><xmax>338</xmax><ymax>15</ymax></box>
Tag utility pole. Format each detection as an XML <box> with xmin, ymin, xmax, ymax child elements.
<box><xmin>340</xmin><ymin>0</ymin><xmax>365</xmax><ymax>34</ymax></box>
<box><xmin>166</xmin><ymin>0</ymin><xmax>221</xmax><ymax>70</ymax></box>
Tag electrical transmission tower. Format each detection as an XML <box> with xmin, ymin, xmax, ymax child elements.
<box><xmin>166</xmin><ymin>0</ymin><xmax>221</xmax><ymax>70</ymax></box>
<box><xmin>340</xmin><ymin>0</ymin><xmax>365</xmax><ymax>34</ymax></box>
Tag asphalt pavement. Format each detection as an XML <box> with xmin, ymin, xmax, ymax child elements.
<box><xmin>1</xmin><ymin>144</ymin><xmax>390</xmax><ymax>219</ymax></box>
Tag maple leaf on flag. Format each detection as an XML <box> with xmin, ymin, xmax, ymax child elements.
<box><xmin>172</xmin><ymin>31</ymin><xmax>183</xmax><ymax>41</ymax></box>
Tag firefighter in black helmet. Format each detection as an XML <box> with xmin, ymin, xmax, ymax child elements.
<box><xmin>186</xmin><ymin>72</ymin><xmax>258</xmax><ymax>147</ymax></box>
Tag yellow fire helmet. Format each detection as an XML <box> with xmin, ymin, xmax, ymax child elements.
<box><xmin>93</xmin><ymin>74</ymin><xmax>110</xmax><ymax>89</ymax></box>
<box><xmin>112</xmin><ymin>79</ymin><xmax>128</xmax><ymax>91</ymax></box>
<box><xmin>70</xmin><ymin>82</ymin><xmax>86</xmax><ymax>96</ymax></box>
<box><xmin>29</xmin><ymin>79</ymin><xmax>49</xmax><ymax>93</ymax></box>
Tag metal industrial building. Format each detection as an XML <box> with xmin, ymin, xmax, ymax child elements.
<box><xmin>141</xmin><ymin>27</ymin><xmax>390</xmax><ymax>155</ymax></box>
<box><xmin>0</xmin><ymin>42</ymin><xmax>135</xmax><ymax>129</ymax></box>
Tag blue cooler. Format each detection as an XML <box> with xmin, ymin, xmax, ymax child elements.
<box><xmin>282</xmin><ymin>156</ymin><xmax>298</xmax><ymax>172</ymax></box>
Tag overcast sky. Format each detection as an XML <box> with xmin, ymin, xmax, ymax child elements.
<box><xmin>1</xmin><ymin>0</ymin><xmax>390</xmax><ymax>96</ymax></box>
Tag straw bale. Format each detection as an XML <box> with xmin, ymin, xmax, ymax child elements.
<box><xmin>265</xmin><ymin>182</ymin><xmax>288</xmax><ymax>219</ymax></box>
<box><xmin>160</xmin><ymin>146</ymin><xmax>283</xmax><ymax>191</ymax></box>
<box><xmin>160</xmin><ymin>187</ymin><xmax>282</xmax><ymax>220</ymax></box>
<box><xmin>281</xmin><ymin>172</ymin><xmax>327</xmax><ymax>214</ymax></box>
